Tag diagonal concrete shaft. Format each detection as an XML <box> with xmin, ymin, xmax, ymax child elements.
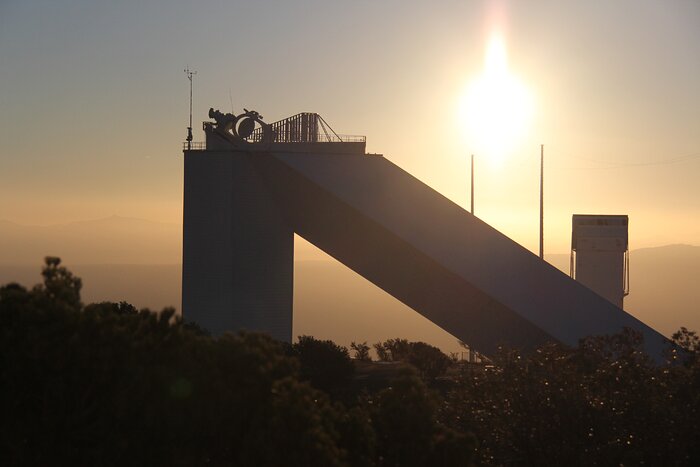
<box><xmin>252</xmin><ymin>152</ymin><xmax>669</xmax><ymax>359</ymax></box>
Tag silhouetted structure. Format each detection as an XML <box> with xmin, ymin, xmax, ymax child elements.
<box><xmin>570</xmin><ymin>214</ymin><xmax>629</xmax><ymax>308</ymax></box>
<box><xmin>182</xmin><ymin>107</ymin><xmax>667</xmax><ymax>360</ymax></box>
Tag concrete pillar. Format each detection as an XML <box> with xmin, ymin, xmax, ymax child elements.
<box><xmin>182</xmin><ymin>151</ymin><xmax>293</xmax><ymax>342</ymax></box>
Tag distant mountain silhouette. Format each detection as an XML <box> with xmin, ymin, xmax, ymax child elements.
<box><xmin>546</xmin><ymin>245</ymin><xmax>700</xmax><ymax>337</ymax></box>
<box><xmin>625</xmin><ymin>245</ymin><xmax>700</xmax><ymax>336</ymax></box>
<box><xmin>1</xmin><ymin>217</ymin><xmax>697</xmax><ymax>349</ymax></box>
<box><xmin>0</xmin><ymin>216</ymin><xmax>326</xmax><ymax>265</ymax></box>
<box><xmin>0</xmin><ymin>216</ymin><xmax>181</xmax><ymax>265</ymax></box>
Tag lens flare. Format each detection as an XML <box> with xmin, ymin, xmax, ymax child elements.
<box><xmin>459</xmin><ymin>34</ymin><xmax>534</xmax><ymax>167</ymax></box>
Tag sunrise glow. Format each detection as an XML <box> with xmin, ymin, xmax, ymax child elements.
<box><xmin>459</xmin><ymin>34</ymin><xmax>534</xmax><ymax>166</ymax></box>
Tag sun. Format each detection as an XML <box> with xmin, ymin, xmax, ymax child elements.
<box><xmin>459</xmin><ymin>35</ymin><xmax>534</xmax><ymax>166</ymax></box>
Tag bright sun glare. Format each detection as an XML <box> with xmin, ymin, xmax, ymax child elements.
<box><xmin>459</xmin><ymin>35</ymin><xmax>534</xmax><ymax>166</ymax></box>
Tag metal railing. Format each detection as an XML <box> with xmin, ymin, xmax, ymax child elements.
<box><xmin>248</xmin><ymin>132</ymin><xmax>365</xmax><ymax>144</ymax></box>
<box><xmin>183</xmin><ymin>141</ymin><xmax>206</xmax><ymax>151</ymax></box>
<box><xmin>329</xmin><ymin>134</ymin><xmax>367</xmax><ymax>143</ymax></box>
<box><xmin>250</xmin><ymin>112</ymin><xmax>365</xmax><ymax>144</ymax></box>
<box><xmin>182</xmin><ymin>135</ymin><xmax>365</xmax><ymax>151</ymax></box>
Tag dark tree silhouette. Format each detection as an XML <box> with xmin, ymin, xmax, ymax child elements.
<box><xmin>373</xmin><ymin>338</ymin><xmax>452</xmax><ymax>380</ymax></box>
<box><xmin>371</xmin><ymin>369</ymin><xmax>476</xmax><ymax>466</ymax></box>
<box><xmin>7</xmin><ymin>257</ymin><xmax>700</xmax><ymax>465</ymax></box>
<box><xmin>289</xmin><ymin>335</ymin><xmax>355</xmax><ymax>400</ymax></box>
<box><xmin>445</xmin><ymin>329</ymin><xmax>700</xmax><ymax>465</ymax></box>
<box><xmin>39</xmin><ymin>256</ymin><xmax>82</xmax><ymax>309</ymax></box>
<box><xmin>350</xmin><ymin>341</ymin><xmax>371</xmax><ymax>361</ymax></box>
<box><xmin>0</xmin><ymin>259</ymin><xmax>372</xmax><ymax>466</ymax></box>
<box><xmin>84</xmin><ymin>300</ymin><xmax>139</xmax><ymax>315</ymax></box>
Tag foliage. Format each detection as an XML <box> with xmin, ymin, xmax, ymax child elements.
<box><xmin>39</xmin><ymin>256</ymin><xmax>82</xmax><ymax>310</ymax></box>
<box><xmin>672</xmin><ymin>326</ymin><xmax>700</xmax><ymax>354</ymax></box>
<box><xmin>374</xmin><ymin>338</ymin><xmax>411</xmax><ymax>362</ymax></box>
<box><xmin>0</xmin><ymin>259</ymin><xmax>362</xmax><ymax>466</ymax></box>
<box><xmin>84</xmin><ymin>300</ymin><xmax>139</xmax><ymax>316</ymax></box>
<box><xmin>445</xmin><ymin>329</ymin><xmax>700</xmax><ymax>465</ymax></box>
<box><xmin>405</xmin><ymin>341</ymin><xmax>453</xmax><ymax>380</ymax></box>
<box><xmin>6</xmin><ymin>257</ymin><xmax>700</xmax><ymax>465</ymax></box>
<box><xmin>369</xmin><ymin>369</ymin><xmax>476</xmax><ymax>466</ymax></box>
<box><xmin>374</xmin><ymin>338</ymin><xmax>452</xmax><ymax>380</ymax></box>
<box><xmin>350</xmin><ymin>341</ymin><xmax>371</xmax><ymax>361</ymax></box>
<box><xmin>289</xmin><ymin>335</ymin><xmax>355</xmax><ymax>400</ymax></box>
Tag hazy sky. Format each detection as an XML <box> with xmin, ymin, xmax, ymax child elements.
<box><xmin>1</xmin><ymin>0</ymin><xmax>699</xmax><ymax>253</ymax></box>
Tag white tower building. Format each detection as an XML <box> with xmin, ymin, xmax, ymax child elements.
<box><xmin>570</xmin><ymin>215</ymin><xmax>629</xmax><ymax>309</ymax></box>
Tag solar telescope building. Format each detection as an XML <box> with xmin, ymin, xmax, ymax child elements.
<box><xmin>182</xmin><ymin>107</ymin><xmax>668</xmax><ymax>360</ymax></box>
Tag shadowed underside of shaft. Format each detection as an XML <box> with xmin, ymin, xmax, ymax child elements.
<box><xmin>252</xmin><ymin>152</ymin><xmax>669</xmax><ymax>359</ymax></box>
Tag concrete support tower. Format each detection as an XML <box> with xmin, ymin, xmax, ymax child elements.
<box><xmin>182</xmin><ymin>150</ymin><xmax>294</xmax><ymax>342</ymax></box>
<box><xmin>182</xmin><ymin>108</ymin><xmax>365</xmax><ymax>342</ymax></box>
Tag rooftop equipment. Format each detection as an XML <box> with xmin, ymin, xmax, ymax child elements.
<box><xmin>199</xmin><ymin>108</ymin><xmax>366</xmax><ymax>152</ymax></box>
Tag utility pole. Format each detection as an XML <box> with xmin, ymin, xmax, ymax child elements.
<box><xmin>539</xmin><ymin>144</ymin><xmax>544</xmax><ymax>259</ymax></box>
<box><xmin>470</xmin><ymin>154</ymin><xmax>475</xmax><ymax>215</ymax></box>
<box><xmin>184</xmin><ymin>66</ymin><xmax>197</xmax><ymax>150</ymax></box>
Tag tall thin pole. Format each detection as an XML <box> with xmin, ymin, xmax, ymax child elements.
<box><xmin>539</xmin><ymin>144</ymin><xmax>544</xmax><ymax>259</ymax></box>
<box><xmin>184</xmin><ymin>66</ymin><xmax>197</xmax><ymax>150</ymax></box>
<box><xmin>470</xmin><ymin>154</ymin><xmax>474</xmax><ymax>215</ymax></box>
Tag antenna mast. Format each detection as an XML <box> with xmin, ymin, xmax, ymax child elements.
<box><xmin>470</xmin><ymin>154</ymin><xmax>474</xmax><ymax>215</ymax></box>
<box><xmin>184</xmin><ymin>66</ymin><xmax>197</xmax><ymax>150</ymax></box>
<box><xmin>539</xmin><ymin>144</ymin><xmax>544</xmax><ymax>259</ymax></box>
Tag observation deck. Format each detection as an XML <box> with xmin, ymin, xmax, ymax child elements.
<box><xmin>184</xmin><ymin>109</ymin><xmax>366</xmax><ymax>154</ymax></box>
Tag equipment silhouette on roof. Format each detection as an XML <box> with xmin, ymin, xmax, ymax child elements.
<box><xmin>200</xmin><ymin>108</ymin><xmax>366</xmax><ymax>153</ymax></box>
